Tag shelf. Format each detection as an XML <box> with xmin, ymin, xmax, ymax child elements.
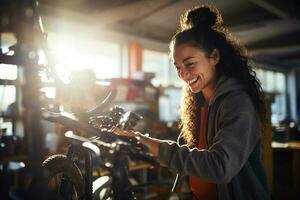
<box><xmin>0</xmin><ymin>79</ymin><xmax>18</xmax><ymax>85</ymax></box>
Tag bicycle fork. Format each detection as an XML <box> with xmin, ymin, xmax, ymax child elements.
<box><xmin>66</xmin><ymin>145</ymin><xmax>93</xmax><ymax>200</ymax></box>
<box><xmin>111</xmin><ymin>152</ymin><xmax>134</xmax><ymax>200</ymax></box>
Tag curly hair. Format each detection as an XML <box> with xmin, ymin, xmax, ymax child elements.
<box><xmin>170</xmin><ymin>5</ymin><xmax>267</xmax><ymax>147</ymax></box>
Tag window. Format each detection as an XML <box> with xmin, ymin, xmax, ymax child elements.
<box><xmin>255</xmin><ymin>68</ymin><xmax>286</xmax><ymax>125</ymax></box>
<box><xmin>0</xmin><ymin>85</ymin><xmax>16</xmax><ymax>114</ymax></box>
<box><xmin>0</xmin><ymin>64</ymin><xmax>18</xmax><ymax>80</ymax></box>
<box><xmin>142</xmin><ymin>50</ymin><xmax>170</xmax><ymax>86</ymax></box>
<box><xmin>41</xmin><ymin>87</ymin><xmax>56</xmax><ymax>99</ymax></box>
<box><xmin>142</xmin><ymin>49</ymin><xmax>184</xmax><ymax>87</ymax></box>
<box><xmin>47</xmin><ymin>33</ymin><xmax>122</xmax><ymax>82</ymax></box>
<box><xmin>0</xmin><ymin>64</ymin><xmax>17</xmax><ymax>113</ymax></box>
<box><xmin>159</xmin><ymin>88</ymin><xmax>182</xmax><ymax>122</ymax></box>
<box><xmin>142</xmin><ymin>49</ymin><xmax>183</xmax><ymax>122</ymax></box>
<box><xmin>0</xmin><ymin>62</ymin><xmax>18</xmax><ymax>136</ymax></box>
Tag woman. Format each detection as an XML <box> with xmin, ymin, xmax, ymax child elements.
<box><xmin>112</xmin><ymin>5</ymin><xmax>270</xmax><ymax>200</ymax></box>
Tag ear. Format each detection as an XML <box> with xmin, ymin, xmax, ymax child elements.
<box><xmin>210</xmin><ymin>48</ymin><xmax>220</xmax><ymax>65</ymax></box>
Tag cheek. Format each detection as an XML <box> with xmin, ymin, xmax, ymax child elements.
<box><xmin>198</xmin><ymin>66</ymin><xmax>215</xmax><ymax>81</ymax></box>
<box><xmin>205</xmin><ymin>66</ymin><xmax>217</xmax><ymax>82</ymax></box>
<box><xmin>204</xmin><ymin>60</ymin><xmax>216</xmax><ymax>74</ymax></box>
<box><xmin>210</xmin><ymin>64</ymin><xmax>217</xmax><ymax>75</ymax></box>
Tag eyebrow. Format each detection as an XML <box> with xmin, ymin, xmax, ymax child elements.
<box><xmin>173</xmin><ymin>57</ymin><xmax>194</xmax><ymax>65</ymax></box>
<box><xmin>183</xmin><ymin>57</ymin><xmax>194</xmax><ymax>62</ymax></box>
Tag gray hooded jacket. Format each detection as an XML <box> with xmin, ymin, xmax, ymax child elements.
<box><xmin>158</xmin><ymin>76</ymin><xmax>270</xmax><ymax>200</ymax></box>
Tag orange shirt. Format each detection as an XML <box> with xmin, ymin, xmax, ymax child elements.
<box><xmin>189</xmin><ymin>103</ymin><xmax>217</xmax><ymax>200</ymax></box>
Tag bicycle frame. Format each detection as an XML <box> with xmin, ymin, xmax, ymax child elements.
<box><xmin>65</xmin><ymin>144</ymin><xmax>93</xmax><ymax>200</ymax></box>
<box><xmin>57</xmin><ymin>130</ymin><xmax>150</xmax><ymax>199</ymax></box>
<box><xmin>42</xmin><ymin>111</ymin><xmax>158</xmax><ymax>200</ymax></box>
<box><xmin>41</xmin><ymin>88</ymin><xmax>160</xmax><ymax>199</ymax></box>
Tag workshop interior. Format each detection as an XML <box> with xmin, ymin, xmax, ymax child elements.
<box><xmin>0</xmin><ymin>0</ymin><xmax>300</xmax><ymax>199</ymax></box>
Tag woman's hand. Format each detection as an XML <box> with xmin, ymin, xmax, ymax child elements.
<box><xmin>111</xmin><ymin>127</ymin><xmax>160</xmax><ymax>157</ymax></box>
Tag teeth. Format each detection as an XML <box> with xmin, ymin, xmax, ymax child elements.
<box><xmin>188</xmin><ymin>77</ymin><xmax>198</xmax><ymax>84</ymax></box>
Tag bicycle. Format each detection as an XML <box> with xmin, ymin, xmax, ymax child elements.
<box><xmin>41</xmin><ymin>90</ymin><xmax>165</xmax><ymax>200</ymax></box>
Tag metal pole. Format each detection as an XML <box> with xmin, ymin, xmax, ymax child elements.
<box><xmin>0</xmin><ymin>0</ymin><xmax>47</xmax><ymax>198</ymax></box>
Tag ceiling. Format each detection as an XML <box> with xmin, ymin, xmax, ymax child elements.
<box><xmin>36</xmin><ymin>0</ymin><xmax>300</xmax><ymax>69</ymax></box>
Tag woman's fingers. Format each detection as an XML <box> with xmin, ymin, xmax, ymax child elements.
<box><xmin>111</xmin><ymin>127</ymin><xmax>143</xmax><ymax>140</ymax></box>
<box><xmin>111</xmin><ymin>126</ymin><xmax>134</xmax><ymax>137</ymax></box>
<box><xmin>111</xmin><ymin>126</ymin><xmax>124</xmax><ymax>135</ymax></box>
<box><xmin>111</xmin><ymin>126</ymin><xmax>159</xmax><ymax>156</ymax></box>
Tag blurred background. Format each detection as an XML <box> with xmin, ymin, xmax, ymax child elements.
<box><xmin>0</xmin><ymin>0</ymin><xmax>300</xmax><ymax>199</ymax></box>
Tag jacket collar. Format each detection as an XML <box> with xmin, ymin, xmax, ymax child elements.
<box><xmin>206</xmin><ymin>75</ymin><xmax>244</xmax><ymax>106</ymax></box>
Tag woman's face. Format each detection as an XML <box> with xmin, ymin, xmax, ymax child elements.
<box><xmin>172</xmin><ymin>43</ymin><xmax>219</xmax><ymax>94</ymax></box>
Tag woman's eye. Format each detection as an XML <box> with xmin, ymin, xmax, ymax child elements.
<box><xmin>185</xmin><ymin>63</ymin><xmax>194</xmax><ymax>68</ymax></box>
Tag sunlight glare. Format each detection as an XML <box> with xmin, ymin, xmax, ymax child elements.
<box><xmin>47</xmin><ymin>33</ymin><xmax>120</xmax><ymax>83</ymax></box>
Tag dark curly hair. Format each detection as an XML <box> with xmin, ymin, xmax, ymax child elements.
<box><xmin>169</xmin><ymin>5</ymin><xmax>267</xmax><ymax>147</ymax></box>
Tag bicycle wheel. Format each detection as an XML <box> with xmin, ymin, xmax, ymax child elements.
<box><xmin>42</xmin><ymin>154</ymin><xmax>85</xmax><ymax>200</ymax></box>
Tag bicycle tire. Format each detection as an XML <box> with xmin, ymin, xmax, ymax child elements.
<box><xmin>93</xmin><ymin>175</ymin><xmax>113</xmax><ymax>200</ymax></box>
<box><xmin>42</xmin><ymin>154</ymin><xmax>85</xmax><ymax>200</ymax></box>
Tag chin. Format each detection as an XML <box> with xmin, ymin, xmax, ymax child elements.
<box><xmin>189</xmin><ymin>87</ymin><xmax>202</xmax><ymax>94</ymax></box>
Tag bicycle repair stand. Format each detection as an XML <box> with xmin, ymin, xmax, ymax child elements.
<box><xmin>0</xmin><ymin>0</ymin><xmax>49</xmax><ymax>199</ymax></box>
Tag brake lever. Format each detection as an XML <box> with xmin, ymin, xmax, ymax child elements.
<box><xmin>117</xmin><ymin>135</ymin><xmax>149</xmax><ymax>152</ymax></box>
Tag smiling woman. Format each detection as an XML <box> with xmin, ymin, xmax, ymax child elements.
<box><xmin>112</xmin><ymin>4</ymin><xmax>270</xmax><ymax>200</ymax></box>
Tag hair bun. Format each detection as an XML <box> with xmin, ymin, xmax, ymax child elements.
<box><xmin>180</xmin><ymin>5</ymin><xmax>222</xmax><ymax>30</ymax></box>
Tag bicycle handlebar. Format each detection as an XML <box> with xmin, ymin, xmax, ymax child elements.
<box><xmin>41</xmin><ymin>109</ymin><xmax>118</xmax><ymax>142</ymax></box>
<box><xmin>42</xmin><ymin>109</ymin><xmax>91</xmax><ymax>132</ymax></box>
<box><xmin>63</xmin><ymin>130</ymin><xmax>159</xmax><ymax>167</ymax></box>
<box><xmin>41</xmin><ymin>108</ymin><xmax>158</xmax><ymax>167</ymax></box>
<box><xmin>41</xmin><ymin>87</ymin><xmax>159</xmax><ymax>166</ymax></box>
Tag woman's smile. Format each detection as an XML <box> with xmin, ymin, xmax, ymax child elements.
<box><xmin>188</xmin><ymin>76</ymin><xmax>202</xmax><ymax>93</ymax></box>
<box><xmin>188</xmin><ymin>77</ymin><xmax>199</xmax><ymax>85</ymax></box>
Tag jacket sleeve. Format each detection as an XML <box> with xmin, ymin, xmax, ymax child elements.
<box><xmin>158</xmin><ymin>92</ymin><xmax>261</xmax><ymax>184</ymax></box>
